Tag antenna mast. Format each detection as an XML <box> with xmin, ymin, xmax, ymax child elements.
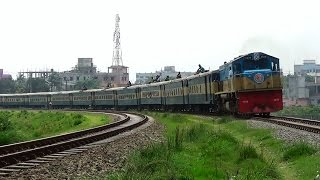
<box><xmin>112</xmin><ymin>14</ymin><xmax>123</xmax><ymax>66</ymax></box>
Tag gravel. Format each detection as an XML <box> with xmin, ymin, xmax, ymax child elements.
<box><xmin>247</xmin><ymin>119</ymin><xmax>320</xmax><ymax>147</ymax></box>
<box><xmin>3</xmin><ymin>117</ymin><xmax>165</xmax><ymax>180</ymax></box>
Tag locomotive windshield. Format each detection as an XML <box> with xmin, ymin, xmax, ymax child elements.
<box><xmin>242</xmin><ymin>59</ymin><xmax>271</xmax><ymax>71</ymax></box>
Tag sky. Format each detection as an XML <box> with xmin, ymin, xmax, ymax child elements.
<box><xmin>1</xmin><ymin>0</ymin><xmax>320</xmax><ymax>82</ymax></box>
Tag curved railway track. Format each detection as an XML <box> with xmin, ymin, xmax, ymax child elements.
<box><xmin>252</xmin><ymin>115</ymin><xmax>320</xmax><ymax>134</ymax></box>
<box><xmin>0</xmin><ymin>110</ymin><xmax>148</xmax><ymax>176</ymax></box>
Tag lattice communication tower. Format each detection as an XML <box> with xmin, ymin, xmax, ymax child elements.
<box><xmin>112</xmin><ymin>14</ymin><xmax>123</xmax><ymax>66</ymax></box>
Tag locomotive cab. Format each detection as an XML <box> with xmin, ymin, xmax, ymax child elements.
<box><xmin>218</xmin><ymin>52</ymin><xmax>283</xmax><ymax>114</ymax></box>
<box><xmin>235</xmin><ymin>52</ymin><xmax>282</xmax><ymax>91</ymax></box>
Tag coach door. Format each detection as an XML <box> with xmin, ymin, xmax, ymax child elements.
<box><xmin>69</xmin><ymin>93</ymin><xmax>73</xmax><ymax>108</ymax></box>
<box><xmin>183</xmin><ymin>79</ymin><xmax>189</xmax><ymax>105</ymax></box>
<box><xmin>47</xmin><ymin>94</ymin><xmax>51</xmax><ymax>108</ymax></box>
<box><xmin>113</xmin><ymin>90</ymin><xmax>118</xmax><ymax>110</ymax></box>
<box><xmin>160</xmin><ymin>84</ymin><xmax>166</xmax><ymax>106</ymax></box>
<box><xmin>209</xmin><ymin>74</ymin><xmax>213</xmax><ymax>103</ymax></box>
<box><xmin>136</xmin><ymin>88</ymin><xmax>141</xmax><ymax>107</ymax></box>
<box><xmin>26</xmin><ymin>95</ymin><xmax>30</xmax><ymax>107</ymax></box>
<box><xmin>205</xmin><ymin>75</ymin><xmax>209</xmax><ymax>102</ymax></box>
<box><xmin>91</xmin><ymin>92</ymin><xmax>95</xmax><ymax>108</ymax></box>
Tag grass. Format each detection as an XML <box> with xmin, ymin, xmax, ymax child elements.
<box><xmin>283</xmin><ymin>143</ymin><xmax>317</xmax><ymax>161</ymax></box>
<box><xmin>103</xmin><ymin>112</ymin><xmax>320</xmax><ymax>180</ymax></box>
<box><xmin>0</xmin><ymin>110</ymin><xmax>110</xmax><ymax>145</ymax></box>
<box><xmin>273</xmin><ymin>105</ymin><xmax>320</xmax><ymax>120</ymax></box>
<box><xmin>106</xmin><ymin>113</ymin><xmax>281</xmax><ymax>180</ymax></box>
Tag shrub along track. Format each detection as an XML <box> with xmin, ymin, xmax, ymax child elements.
<box><xmin>252</xmin><ymin>115</ymin><xmax>320</xmax><ymax>134</ymax></box>
<box><xmin>0</xmin><ymin>110</ymin><xmax>148</xmax><ymax>176</ymax></box>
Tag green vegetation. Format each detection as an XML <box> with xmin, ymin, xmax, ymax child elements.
<box><xmin>0</xmin><ymin>110</ymin><xmax>110</xmax><ymax>145</ymax></box>
<box><xmin>0</xmin><ymin>79</ymin><xmax>15</xmax><ymax>93</ymax></box>
<box><xmin>74</xmin><ymin>79</ymin><xmax>100</xmax><ymax>90</ymax></box>
<box><xmin>283</xmin><ymin>143</ymin><xmax>316</xmax><ymax>161</ymax></box>
<box><xmin>106</xmin><ymin>113</ymin><xmax>320</xmax><ymax>180</ymax></box>
<box><xmin>274</xmin><ymin>105</ymin><xmax>320</xmax><ymax>120</ymax></box>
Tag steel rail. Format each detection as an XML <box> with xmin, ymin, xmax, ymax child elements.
<box><xmin>0</xmin><ymin>111</ymin><xmax>148</xmax><ymax>168</ymax></box>
<box><xmin>0</xmin><ymin>111</ymin><xmax>128</xmax><ymax>156</ymax></box>
<box><xmin>252</xmin><ymin>116</ymin><xmax>320</xmax><ymax>134</ymax></box>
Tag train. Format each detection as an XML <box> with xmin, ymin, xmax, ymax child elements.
<box><xmin>0</xmin><ymin>52</ymin><xmax>283</xmax><ymax>116</ymax></box>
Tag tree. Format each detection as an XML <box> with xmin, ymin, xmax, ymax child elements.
<box><xmin>15</xmin><ymin>74</ymin><xmax>27</xmax><ymax>93</ymax></box>
<box><xmin>0</xmin><ymin>79</ymin><xmax>15</xmax><ymax>93</ymax></box>
<box><xmin>74</xmin><ymin>79</ymin><xmax>100</xmax><ymax>90</ymax></box>
<box><xmin>305</xmin><ymin>75</ymin><xmax>315</xmax><ymax>83</ymax></box>
<box><xmin>26</xmin><ymin>78</ymin><xmax>50</xmax><ymax>92</ymax></box>
<box><xmin>48</xmin><ymin>72</ymin><xmax>62</xmax><ymax>91</ymax></box>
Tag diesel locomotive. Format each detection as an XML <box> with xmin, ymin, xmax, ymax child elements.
<box><xmin>0</xmin><ymin>52</ymin><xmax>283</xmax><ymax>116</ymax></box>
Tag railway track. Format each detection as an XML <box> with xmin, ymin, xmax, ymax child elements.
<box><xmin>252</xmin><ymin>115</ymin><xmax>320</xmax><ymax>134</ymax></box>
<box><xmin>0</xmin><ymin>110</ymin><xmax>148</xmax><ymax>176</ymax></box>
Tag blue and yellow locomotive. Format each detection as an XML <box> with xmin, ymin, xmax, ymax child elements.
<box><xmin>217</xmin><ymin>52</ymin><xmax>282</xmax><ymax>115</ymax></box>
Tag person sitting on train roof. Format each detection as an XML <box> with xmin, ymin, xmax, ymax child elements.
<box><xmin>127</xmin><ymin>81</ymin><xmax>132</xmax><ymax>87</ymax></box>
<box><xmin>196</xmin><ymin>64</ymin><xmax>205</xmax><ymax>74</ymax></box>
<box><xmin>149</xmin><ymin>77</ymin><xmax>154</xmax><ymax>84</ymax></box>
<box><xmin>176</xmin><ymin>72</ymin><xmax>181</xmax><ymax>79</ymax></box>
<box><xmin>155</xmin><ymin>74</ymin><xmax>160</xmax><ymax>82</ymax></box>
<box><xmin>82</xmin><ymin>85</ymin><xmax>87</xmax><ymax>90</ymax></box>
<box><xmin>165</xmin><ymin>76</ymin><xmax>170</xmax><ymax>81</ymax></box>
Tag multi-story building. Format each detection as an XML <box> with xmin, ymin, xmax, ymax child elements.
<box><xmin>283</xmin><ymin>75</ymin><xmax>309</xmax><ymax>106</ymax></box>
<box><xmin>294</xmin><ymin>60</ymin><xmax>320</xmax><ymax>75</ymax></box>
<box><xmin>0</xmin><ymin>69</ymin><xmax>12</xmax><ymax>80</ymax></box>
<box><xmin>59</xmin><ymin>58</ymin><xmax>129</xmax><ymax>90</ymax></box>
<box><xmin>59</xmin><ymin>58</ymin><xmax>99</xmax><ymax>90</ymax></box>
<box><xmin>285</xmin><ymin>59</ymin><xmax>320</xmax><ymax>106</ymax></box>
<box><xmin>135</xmin><ymin>66</ymin><xmax>194</xmax><ymax>84</ymax></box>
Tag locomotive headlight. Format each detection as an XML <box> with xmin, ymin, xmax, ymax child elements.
<box><xmin>274</xmin><ymin>98</ymin><xmax>279</xmax><ymax>102</ymax></box>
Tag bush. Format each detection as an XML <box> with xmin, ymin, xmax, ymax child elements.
<box><xmin>0</xmin><ymin>112</ymin><xmax>12</xmax><ymax>131</ymax></box>
<box><xmin>73</xmin><ymin>118</ymin><xmax>83</xmax><ymax>126</ymax></box>
<box><xmin>216</xmin><ymin>116</ymin><xmax>233</xmax><ymax>124</ymax></box>
<box><xmin>71</xmin><ymin>113</ymin><xmax>84</xmax><ymax>119</ymax></box>
<box><xmin>71</xmin><ymin>113</ymin><xmax>85</xmax><ymax>126</ymax></box>
<box><xmin>0</xmin><ymin>131</ymin><xmax>17</xmax><ymax>145</ymax></box>
<box><xmin>185</xmin><ymin>124</ymin><xmax>206</xmax><ymax>141</ymax></box>
<box><xmin>239</xmin><ymin>143</ymin><xmax>259</xmax><ymax>161</ymax></box>
<box><xmin>167</xmin><ymin>126</ymin><xmax>184</xmax><ymax>150</ymax></box>
<box><xmin>283</xmin><ymin>143</ymin><xmax>317</xmax><ymax>161</ymax></box>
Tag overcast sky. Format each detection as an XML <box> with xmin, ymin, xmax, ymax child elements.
<box><xmin>1</xmin><ymin>0</ymin><xmax>320</xmax><ymax>81</ymax></box>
